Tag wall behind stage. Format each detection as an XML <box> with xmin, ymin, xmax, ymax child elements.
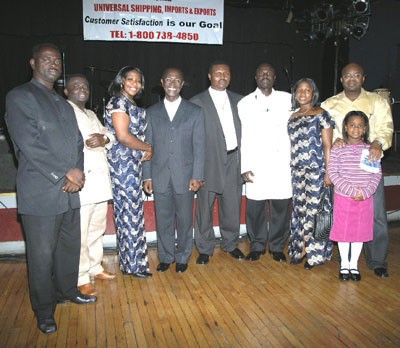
<box><xmin>0</xmin><ymin>2</ymin><xmax>325</xmax><ymax>128</ymax></box>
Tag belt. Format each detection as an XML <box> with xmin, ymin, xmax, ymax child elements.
<box><xmin>227</xmin><ymin>147</ymin><xmax>238</xmax><ymax>155</ymax></box>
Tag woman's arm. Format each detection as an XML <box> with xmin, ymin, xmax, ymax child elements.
<box><xmin>321</xmin><ymin>125</ymin><xmax>333</xmax><ymax>186</ymax></box>
<box><xmin>111</xmin><ymin>112</ymin><xmax>152</xmax><ymax>153</ymax></box>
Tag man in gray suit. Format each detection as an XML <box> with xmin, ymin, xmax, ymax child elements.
<box><xmin>143</xmin><ymin>68</ymin><xmax>205</xmax><ymax>273</ymax></box>
<box><xmin>190</xmin><ymin>61</ymin><xmax>244</xmax><ymax>264</ymax></box>
<box><xmin>5</xmin><ymin>43</ymin><xmax>96</xmax><ymax>334</ymax></box>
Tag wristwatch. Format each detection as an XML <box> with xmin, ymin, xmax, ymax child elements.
<box><xmin>103</xmin><ymin>134</ymin><xmax>109</xmax><ymax>143</ymax></box>
<box><xmin>374</xmin><ymin>140</ymin><xmax>383</xmax><ymax>148</ymax></box>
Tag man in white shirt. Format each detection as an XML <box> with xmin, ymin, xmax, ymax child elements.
<box><xmin>238</xmin><ymin>63</ymin><xmax>292</xmax><ymax>262</ymax></box>
<box><xmin>143</xmin><ymin>68</ymin><xmax>205</xmax><ymax>273</ymax></box>
<box><xmin>65</xmin><ymin>75</ymin><xmax>116</xmax><ymax>296</ymax></box>
<box><xmin>190</xmin><ymin>61</ymin><xmax>244</xmax><ymax>264</ymax></box>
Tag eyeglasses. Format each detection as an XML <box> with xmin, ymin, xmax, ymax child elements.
<box><xmin>163</xmin><ymin>77</ymin><xmax>183</xmax><ymax>84</ymax></box>
<box><xmin>342</xmin><ymin>73</ymin><xmax>363</xmax><ymax>79</ymax></box>
<box><xmin>40</xmin><ymin>57</ymin><xmax>62</xmax><ymax>65</ymax></box>
<box><xmin>256</xmin><ymin>71</ymin><xmax>275</xmax><ymax>77</ymax></box>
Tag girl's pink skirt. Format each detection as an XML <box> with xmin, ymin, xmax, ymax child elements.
<box><xmin>329</xmin><ymin>193</ymin><xmax>374</xmax><ymax>242</ymax></box>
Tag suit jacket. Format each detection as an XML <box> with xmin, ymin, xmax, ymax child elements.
<box><xmin>190</xmin><ymin>89</ymin><xmax>242</xmax><ymax>193</ymax></box>
<box><xmin>143</xmin><ymin>98</ymin><xmax>205</xmax><ymax>194</ymax></box>
<box><xmin>68</xmin><ymin>101</ymin><xmax>114</xmax><ymax>206</ymax></box>
<box><xmin>5</xmin><ymin>79</ymin><xmax>84</xmax><ymax>215</ymax></box>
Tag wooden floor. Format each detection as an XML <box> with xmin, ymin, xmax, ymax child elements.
<box><xmin>1</xmin><ymin>227</ymin><xmax>400</xmax><ymax>348</ymax></box>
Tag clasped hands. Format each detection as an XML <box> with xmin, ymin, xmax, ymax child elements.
<box><xmin>63</xmin><ymin>168</ymin><xmax>85</xmax><ymax>193</ymax></box>
<box><xmin>85</xmin><ymin>133</ymin><xmax>107</xmax><ymax>148</ymax></box>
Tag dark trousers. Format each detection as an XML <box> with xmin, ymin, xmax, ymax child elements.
<box><xmin>194</xmin><ymin>152</ymin><xmax>242</xmax><ymax>255</ymax></box>
<box><xmin>246</xmin><ymin>198</ymin><xmax>291</xmax><ymax>253</ymax></box>
<box><xmin>22</xmin><ymin>209</ymin><xmax>81</xmax><ymax>319</ymax></box>
<box><xmin>364</xmin><ymin>177</ymin><xmax>389</xmax><ymax>269</ymax></box>
<box><xmin>154</xmin><ymin>184</ymin><xmax>195</xmax><ymax>264</ymax></box>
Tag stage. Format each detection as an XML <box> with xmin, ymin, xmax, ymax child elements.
<box><xmin>1</xmin><ymin>151</ymin><xmax>400</xmax><ymax>255</ymax></box>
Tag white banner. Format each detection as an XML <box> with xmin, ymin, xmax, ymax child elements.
<box><xmin>83</xmin><ymin>0</ymin><xmax>224</xmax><ymax>45</ymax></box>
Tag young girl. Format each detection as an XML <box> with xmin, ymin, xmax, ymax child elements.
<box><xmin>328</xmin><ymin>110</ymin><xmax>382</xmax><ymax>281</ymax></box>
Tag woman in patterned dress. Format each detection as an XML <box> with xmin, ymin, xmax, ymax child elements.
<box><xmin>287</xmin><ymin>78</ymin><xmax>335</xmax><ymax>269</ymax></box>
<box><xmin>104</xmin><ymin>66</ymin><xmax>153</xmax><ymax>278</ymax></box>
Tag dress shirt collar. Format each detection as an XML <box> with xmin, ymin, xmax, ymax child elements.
<box><xmin>254</xmin><ymin>87</ymin><xmax>276</xmax><ymax>100</ymax></box>
<box><xmin>164</xmin><ymin>96</ymin><xmax>182</xmax><ymax>121</ymax></box>
<box><xmin>208</xmin><ymin>86</ymin><xmax>228</xmax><ymax>101</ymax></box>
<box><xmin>163</xmin><ymin>95</ymin><xmax>182</xmax><ymax>107</ymax></box>
<box><xmin>337</xmin><ymin>88</ymin><xmax>368</xmax><ymax>103</ymax></box>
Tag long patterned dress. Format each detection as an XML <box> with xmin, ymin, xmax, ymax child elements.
<box><xmin>104</xmin><ymin>95</ymin><xmax>149</xmax><ymax>274</ymax></box>
<box><xmin>287</xmin><ymin>110</ymin><xmax>334</xmax><ymax>266</ymax></box>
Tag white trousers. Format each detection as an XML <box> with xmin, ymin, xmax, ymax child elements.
<box><xmin>78</xmin><ymin>201</ymin><xmax>108</xmax><ymax>286</ymax></box>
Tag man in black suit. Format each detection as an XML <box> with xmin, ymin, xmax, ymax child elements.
<box><xmin>143</xmin><ymin>68</ymin><xmax>205</xmax><ymax>273</ymax></box>
<box><xmin>190</xmin><ymin>61</ymin><xmax>244</xmax><ymax>264</ymax></box>
<box><xmin>5</xmin><ymin>43</ymin><xmax>96</xmax><ymax>334</ymax></box>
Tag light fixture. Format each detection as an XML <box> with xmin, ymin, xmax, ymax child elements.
<box><xmin>295</xmin><ymin>0</ymin><xmax>370</xmax><ymax>42</ymax></box>
<box><xmin>351</xmin><ymin>17</ymin><xmax>370</xmax><ymax>39</ymax></box>
<box><xmin>353</xmin><ymin>0</ymin><xmax>369</xmax><ymax>14</ymax></box>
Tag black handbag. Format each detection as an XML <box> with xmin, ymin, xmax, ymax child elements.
<box><xmin>313</xmin><ymin>187</ymin><xmax>333</xmax><ymax>241</ymax></box>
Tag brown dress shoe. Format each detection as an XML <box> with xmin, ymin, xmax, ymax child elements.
<box><xmin>78</xmin><ymin>283</ymin><xmax>98</xmax><ymax>296</ymax></box>
<box><xmin>94</xmin><ymin>271</ymin><xmax>116</xmax><ymax>280</ymax></box>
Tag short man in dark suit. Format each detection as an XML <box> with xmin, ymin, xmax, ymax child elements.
<box><xmin>5</xmin><ymin>43</ymin><xmax>96</xmax><ymax>334</ymax></box>
<box><xmin>143</xmin><ymin>68</ymin><xmax>205</xmax><ymax>273</ymax></box>
<box><xmin>190</xmin><ymin>61</ymin><xmax>244</xmax><ymax>264</ymax></box>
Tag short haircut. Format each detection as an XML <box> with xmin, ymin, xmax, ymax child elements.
<box><xmin>161</xmin><ymin>67</ymin><xmax>184</xmax><ymax>80</ymax></box>
<box><xmin>255</xmin><ymin>63</ymin><xmax>275</xmax><ymax>75</ymax></box>
<box><xmin>66</xmin><ymin>73</ymin><xmax>88</xmax><ymax>85</ymax></box>
<box><xmin>32</xmin><ymin>43</ymin><xmax>61</xmax><ymax>59</ymax></box>
<box><xmin>208</xmin><ymin>60</ymin><xmax>230</xmax><ymax>73</ymax></box>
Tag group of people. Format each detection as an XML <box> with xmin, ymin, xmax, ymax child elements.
<box><xmin>239</xmin><ymin>62</ymin><xmax>392</xmax><ymax>284</ymax></box>
<box><xmin>5</xmin><ymin>42</ymin><xmax>393</xmax><ymax>335</ymax></box>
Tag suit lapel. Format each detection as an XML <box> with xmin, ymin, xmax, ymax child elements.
<box><xmin>171</xmin><ymin>99</ymin><xmax>187</xmax><ymax>125</ymax></box>
<box><xmin>158</xmin><ymin>101</ymin><xmax>171</xmax><ymax>123</ymax></box>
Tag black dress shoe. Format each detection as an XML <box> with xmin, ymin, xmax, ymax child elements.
<box><xmin>245</xmin><ymin>251</ymin><xmax>264</xmax><ymax>261</ymax></box>
<box><xmin>133</xmin><ymin>271</ymin><xmax>153</xmax><ymax>278</ymax></box>
<box><xmin>37</xmin><ymin>317</ymin><xmax>57</xmax><ymax>334</ymax></box>
<box><xmin>157</xmin><ymin>263</ymin><xmax>171</xmax><ymax>272</ymax></box>
<box><xmin>228</xmin><ymin>248</ymin><xmax>245</xmax><ymax>260</ymax></box>
<box><xmin>304</xmin><ymin>261</ymin><xmax>314</xmax><ymax>270</ymax></box>
<box><xmin>271</xmin><ymin>251</ymin><xmax>287</xmax><ymax>263</ymax></box>
<box><xmin>71</xmin><ymin>294</ymin><xmax>97</xmax><ymax>304</ymax></box>
<box><xmin>350</xmin><ymin>269</ymin><xmax>361</xmax><ymax>281</ymax></box>
<box><xmin>196</xmin><ymin>253</ymin><xmax>210</xmax><ymax>265</ymax></box>
<box><xmin>58</xmin><ymin>293</ymin><xmax>97</xmax><ymax>304</ymax></box>
<box><xmin>176</xmin><ymin>263</ymin><xmax>188</xmax><ymax>273</ymax></box>
<box><xmin>339</xmin><ymin>269</ymin><xmax>350</xmax><ymax>281</ymax></box>
<box><xmin>374</xmin><ymin>267</ymin><xmax>389</xmax><ymax>278</ymax></box>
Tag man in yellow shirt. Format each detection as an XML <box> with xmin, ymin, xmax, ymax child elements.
<box><xmin>322</xmin><ymin>62</ymin><xmax>393</xmax><ymax>278</ymax></box>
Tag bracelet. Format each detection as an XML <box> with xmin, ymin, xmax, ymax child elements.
<box><xmin>103</xmin><ymin>134</ymin><xmax>108</xmax><ymax>143</ymax></box>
